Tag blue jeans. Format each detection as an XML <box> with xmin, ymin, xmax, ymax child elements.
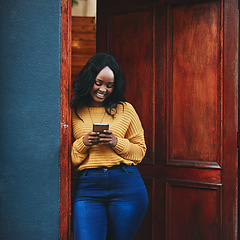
<box><xmin>73</xmin><ymin>164</ymin><xmax>149</xmax><ymax>240</ymax></box>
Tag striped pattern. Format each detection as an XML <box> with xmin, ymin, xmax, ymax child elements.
<box><xmin>71</xmin><ymin>17</ymin><xmax>96</xmax><ymax>82</ymax></box>
<box><xmin>71</xmin><ymin>102</ymin><xmax>147</xmax><ymax>171</ymax></box>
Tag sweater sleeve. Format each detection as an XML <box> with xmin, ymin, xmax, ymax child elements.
<box><xmin>71</xmin><ymin>110</ymin><xmax>90</xmax><ymax>167</ymax></box>
<box><xmin>112</xmin><ymin>104</ymin><xmax>147</xmax><ymax>164</ymax></box>
<box><xmin>71</xmin><ymin>137</ymin><xmax>90</xmax><ymax>167</ymax></box>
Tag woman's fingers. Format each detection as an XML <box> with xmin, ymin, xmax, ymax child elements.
<box><xmin>83</xmin><ymin>130</ymin><xmax>116</xmax><ymax>146</ymax></box>
<box><xmin>83</xmin><ymin>132</ymin><xmax>100</xmax><ymax>146</ymax></box>
<box><xmin>99</xmin><ymin>137</ymin><xmax>112</xmax><ymax>143</ymax></box>
<box><xmin>99</xmin><ymin>131</ymin><xmax>112</xmax><ymax>142</ymax></box>
<box><xmin>99</xmin><ymin>131</ymin><xmax>117</xmax><ymax>147</ymax></box>
<box><xmin>88</xmin><ymin>132</ymin><xmax>100</xmax><ymax>144</ymax></box>
<box><xmin>89</xmin><ymin>131</ymin><xmax>100</xmax><ymax>136</ymax></box>
<box><xmin>99</xmin><ymin>130</ymin><xmax>111</xmax><ymax>138</ymax></box>
<box><xmin>102</xmin><ymin>130</ymin><xmax>112</xmax><ymax>134</ymax></box>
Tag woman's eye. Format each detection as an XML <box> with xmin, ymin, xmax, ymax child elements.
<box><xmin>94</xmin><ymin>81</ymin><xmax>101</xmax><ymax>86</ymax></box>
<box><xmin>107</xmin><ymin>84</ymin><xmax>114</xmax><ymax>88</ymax></box>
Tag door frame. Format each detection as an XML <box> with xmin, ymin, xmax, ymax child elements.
<box><xmin>60</xmin><ymin>0</ymin><xmax>72</xmax><ymax>239</ymax></box>
<box><xmin>59</xmin><ymin>0</ymin><xmax>239</xmax><ymax>239</ymax></box>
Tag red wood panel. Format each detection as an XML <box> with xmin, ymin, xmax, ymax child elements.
<box><xmin>166</xmin><ymin>180</ymin><xmax>222</xmax><ymax>240</ymax></box>
<box><xmin>96</xmin><ymin>0</ymin><xmax>238</xmax><ymax>239</ymax></box>
<box><xmin>60</xmin><ymin>0</ymin><xmax>72</xmax><ymax>239</ymax></box>
<box><xmin>155</xmin><ymin>3</ymin><xmax>167</xmax><ymax>165</ymax></box>
<box><xmin>109</xmin><ymin>7</ymin><xmax>154</xmax><ymax>164</ymax></box>
<box><xmin>71</xmin><ymin>17</ymin><xmax>96</xmax><ymax>83</ymax></box>
<box><xmin>222</xmin><ymin>0</ymin><xmax>238</xmax><ymax>238</ymax></box>
<box><xmin>168</xmin><ymin>1</ymin><xmax>222</xmax><ymax>167</ymax></box>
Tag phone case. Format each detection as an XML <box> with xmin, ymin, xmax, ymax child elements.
<box><xmin>93</xmin><ymin>124</ymin><xmax>109</xmax><ymax>132</ymax></box>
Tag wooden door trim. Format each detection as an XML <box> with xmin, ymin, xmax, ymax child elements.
<box><xmin>222</xmin><ymin>0</ymin><xmax>238</xmax><ymax>238</ymax></box>
<box><xmin>60</xmin><ymin>0</ymin><xmax>72</xmax><ymax>239</ymax></box>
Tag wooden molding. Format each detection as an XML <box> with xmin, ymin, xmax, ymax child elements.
<box><xmin>60</xmin><ymin>0</ymin><xmax>72</xmax><ymax>239</ymax></box>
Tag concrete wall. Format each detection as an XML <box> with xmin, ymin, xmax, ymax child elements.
<box><xmin>0</xmin><ymin>1</ymin><xmax>61</xmax><ymax>239</ymax></box>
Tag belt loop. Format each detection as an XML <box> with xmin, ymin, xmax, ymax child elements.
<box><xmin>82</xmin><ymin>169</ymin><xmax>88</xmax><ymax>176</ymax></box>
<box><xmin>121</xmin><ymin>164</ymin><xmax>128</xmax><ymax>173</ymax></box>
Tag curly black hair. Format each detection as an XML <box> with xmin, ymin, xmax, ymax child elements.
<box><xmin>71</xmin><ymin>53</ymin><xmax>127</xmax><ymax>119</ymax></box>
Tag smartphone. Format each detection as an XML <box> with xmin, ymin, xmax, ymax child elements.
<box><xmin>93</xmin><ymin>123</ymin><xmax>109</xmax><ymax>132</ymax></box>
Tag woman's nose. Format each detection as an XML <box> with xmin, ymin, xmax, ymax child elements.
<box><xmin>99</xmin><ymin>85</ymin><xmax>107</xmax><ymax>92</ymax></box>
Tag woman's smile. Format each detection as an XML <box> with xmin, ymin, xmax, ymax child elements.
<box><xmin>95</xmin><ymin>91</ymin><xmax>106</xmax><ymax>99</ymax></box>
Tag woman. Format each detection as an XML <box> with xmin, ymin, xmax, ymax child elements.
<box><xmin>71</xmin><ymin>53</ymin><xmax>148</xmax><ymax>240</ymax></box>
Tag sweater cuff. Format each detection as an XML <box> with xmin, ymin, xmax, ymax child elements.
<box><xmin>112</xmin><ymin>137</ymin><xmax>129</xmax><ymax>154</ymax></box>
<box><xmin>73</xmin><ymin>137</ymin><xmax>90</xmax><ymax>153</ymax></box>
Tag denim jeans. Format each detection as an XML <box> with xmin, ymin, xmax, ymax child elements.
<box><xmin>73</xmin><ymin>164</ymin><xmax>149</xmax><ymax>240</ymax></box>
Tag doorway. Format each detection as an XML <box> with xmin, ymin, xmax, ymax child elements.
<box><xmin>60</xmin><ymin>0</ymin><xmax>239</xmax><ymax>239</ymax></box>
<box><xmin>71</xmin><ymin>0</ymin><xmax>96</xmax><ymax>82</ymax></box>
<box><xmin>70</xmin><ymin>1</ymin><xmax>97</xmax><ymax>239</ymax></box>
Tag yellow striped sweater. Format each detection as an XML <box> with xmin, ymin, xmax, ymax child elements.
<box><xmin>71</xmin><ymin>102</ymin><xmax>146</xmax><ymax>171</ymax></box>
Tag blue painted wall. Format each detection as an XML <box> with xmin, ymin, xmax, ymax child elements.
<box><xmin>0</xmin><ymin>1</ymin><xmax>61</xmax><ymax>239</ymax></box>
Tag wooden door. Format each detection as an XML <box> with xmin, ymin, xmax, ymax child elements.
<box><xmin>97</xmin><ymin>0</ymin><xmax>238</xmax><ymax>239</ymax></box>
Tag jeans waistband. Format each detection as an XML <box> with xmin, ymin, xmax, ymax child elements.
<box><xmin>78</xmin><ymin>163</ymin><xmax>133</xmax><ymax>174</ymax></box>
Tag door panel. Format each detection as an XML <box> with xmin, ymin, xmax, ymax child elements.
<box><xmin>169</xmin><ymin>1</ymin><xmax>221</xmax><ymax>166</ymax></box>
<box><xmin>109</xmin><ymin>6</ymin><xmax>154</xmax><ymax>163</ymax></box>
<box><xmin>97</xmin><ymin>0</ymin><xmax>238</xmax><ymax>239</ymax></box>
<box><xmin>166</xmin><ymin>180</ymin><xmax>222</xmax><ymax>240</ymax></box>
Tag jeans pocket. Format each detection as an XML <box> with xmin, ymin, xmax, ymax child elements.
<box><xmin>122</xmin><ymin>165</ymin><xmax>140</xmax><ymax>177</ymax></box>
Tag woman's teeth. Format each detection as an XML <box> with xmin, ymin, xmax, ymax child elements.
<box><xmin>96</xmin><ymin>92</ymin><xmax>105</xmax><ymax>98</ymax></box>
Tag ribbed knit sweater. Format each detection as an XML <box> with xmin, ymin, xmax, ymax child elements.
<box><xmin>71</xmin><ymin>102</ymin><xmax>146</xmax><ymax>171</ymax></box>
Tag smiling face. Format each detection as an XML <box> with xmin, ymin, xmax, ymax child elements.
<box><xmin>89</xmin><ymin>66</ymin><xmax>115</xmax><ymax>107</ymax></box>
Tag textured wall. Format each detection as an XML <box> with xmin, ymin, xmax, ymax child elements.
<box><xmin>0</xmin><ymin>1</ymin><xmax>61</xmax><ymax>239</ymax></box>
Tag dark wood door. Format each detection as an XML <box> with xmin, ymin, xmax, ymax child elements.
<box><xmin>97</xmin><ymin>0</ymin><xmax>238</xmax><ymax>239</ymax></box>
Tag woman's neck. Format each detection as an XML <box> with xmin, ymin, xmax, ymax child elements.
<box><xmin>88</xmin><ymin>100</ymin><xmax>104</xmax><ymax>107</ymax></box>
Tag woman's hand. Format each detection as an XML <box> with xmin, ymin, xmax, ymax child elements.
<box><xmin>82</xmin><ymin>131</ymin><xmax>100</xmax><ymax>146</ymax></box>
<box><xmin>99</xmin><ymin>130</ymin><xmax>118</xmax><ymax>147</ymax></box>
